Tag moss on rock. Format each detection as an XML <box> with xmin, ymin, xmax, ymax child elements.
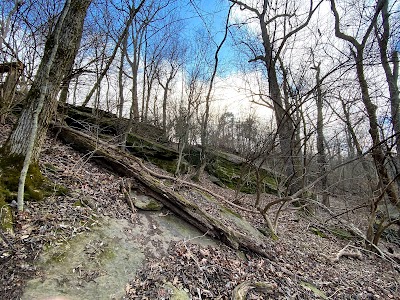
<box><xmin>131</xmin><ymin>192</ymin><xmax>164</xmax><ymax>211</ymax></box>
<box><xmin>0</xmin><ymin>196</ymin><xmax>13</xmax><ymax>234</ymax></box>
<box><xmin>204</xmin><ymin>155</ymin><xmax>278</xmax><ymax>195</ymax></box>
<box><xmin>164</xmin><ymin>282</ymin><xmax>190</xmax><ymax>300</ymax></box>
<box><xmin>0</xmin><ymin>154</ymin><xmax>47</xmax><ymax>203</ymax></box>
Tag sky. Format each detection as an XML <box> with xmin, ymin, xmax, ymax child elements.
<box><xmin>1</xmin><ymin>0</ymin><xmax>316</xmax><ymax>124</ymax></box>
<box><xmin>177</xmin><ymin>0</ymin><xmax>275</xmax><ymax>122</ymax></box>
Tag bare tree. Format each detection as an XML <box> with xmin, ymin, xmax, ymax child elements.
<box><xmin>375</xmin><ymin>0</ymin><xmax>400</xmax><ymax>169</ymax></box>
<box><xmin>192</xmin><ymin>4</ymin><xmax>232</xmax><ymax>181</ymax></box>
<box><xmin>119</xmin><ymin>0</ymin><xmax>172</xmax><ymax>149</ymax></box>
<box><xmin>174</xmin><ymin>59</ymin><xmax>205</xmax><ymax>176</ymax></box>
<box><xmin>330</xmin><ymin>0</ymin><xmax>399</xmax><ymax>247</ymax></box>
<box><xmin>1</xmin><ymin>0</ymin><xmax>92</xmax><ymax>211</ymax></box>
<box><xmin>157</xmin><ymin>40</ymin><xmax>185</xmax><ymax>137</ymax></box>
<box><xmin>312</xmin><ymin>61</ymin><xmax>329</xmax><ymax>206</ymax></box>
<box><xmin>80</xmin><ymin>0</ymin><xmax>146</xmax><ymax>108</ymax></box>
<box><xmin>230</xmin><ymin>0</ymin><xmax>322</xmax><ymax>194</ymax></box>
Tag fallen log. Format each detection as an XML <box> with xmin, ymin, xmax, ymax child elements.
<box><xmin>53</xmin><ymin>125</ymin><xmax>272</xmax><ymax>258</ymax></box>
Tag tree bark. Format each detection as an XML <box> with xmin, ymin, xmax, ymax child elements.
<box><xmin>229</xmin><ymin>0</ymin><xmax>319</xmax><ymax>195</ymax></box>
<box><xmin>158</xmin><ymin>65</ymin><xmax>178</xmax><ymax>136</ymax></box>
<box><xmin>2</xmin><ymin>0</ymin><xmax>91</xmax><ymax>163</ymax></box>
<box><xmin>330</xmin><ymin>0</ymin><xmax>398</xmax><ymax>208</ymax></box>
<box><xmin>193</xmin><ymin>5</ymin><xmax>232</xmax><ymax>181</ymax></box>
<box><xmin>0</xmin><ymin>61</ymin><xmax>24</xmax><ymax>122</ymax></box>
<box><xmin>339</xmin><ymin>95</ymin><xmax>375</xmax><ymax>189</ymax></box>
<box><xmin>354</xmin><ymin>49</ymin><xmax>398</xmax><ymax>206</ymax></box>
<box><xmin>375</xmin><ymin>1</ymin><xmax>400</xmax><ymax>177</ymax></box>
<box><xmin>314</xmin><ymin>63</ymin><xmax>329</xmax><ymax>207</ymax></box>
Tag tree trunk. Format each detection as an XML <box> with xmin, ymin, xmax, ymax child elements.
<box><xmin>194</xmin><ymin>5</ymin><xmax>231</xmax><ymax>181</ymax></box>
<box><xmin>58</xmin><ymin>77</ymin><xmax>72</xmax><ymax>105</ymax></box>
<box><xmin>339</xmin><ymin>95</ymin><xmax>375</xmax><ymax>188</ymax></box>
<box><xmin>0</xmin><ymin>61</ymin><xmax>24</xmax><ymax>123</ymax></box>
<box><xmin>353</xmin><ymin>48</ymin><xmax>398</xmax><ymax>207</ymax></box>
<box><xmin>144</xmin><ymin>73</ymin><xmax>155</xmax><ymax>122</ymax></box>
<box><xmin>2</xmin><ymin>0</ymin><xmax>91</xmax><ymax>163</ymax></box>
<box><xmin>277</xmin><ymin>60</ymin><xmax>302</xmax><ymax>195</ymax></box>
<box><xmin>268</xmin><ymin>66</ymin><xmax>298</xmax><ymax>194</ymax></box>
<box><xmin>130</xmin><ymin>47</ymin><xmax>140</xmax><ymax>122</ymax></box>
<box><xmin>375</xmin><ymin>1</ymin><xmax>400</xmax><ymax>180</ymax></box>
<box><xmin>314</xmin><ymin>63</ymin><xmax>329</xmax><ymax>207</ymax></box>
<box><xmin>117</xmin><ymin>34</ymin><xmax>128</xmax><ymax>119</ymax></box>
<box><xmin>158</xmin><ymin>70</ymin><xmax>176</xmax><ymax>137</ymax></box>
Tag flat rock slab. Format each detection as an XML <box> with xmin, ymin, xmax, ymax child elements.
<box><xmin>131</xmin><ymin>191</ymin><xmax>164</xmax><ymax>211</ymax></box>
<box><xmin>22</xmin><ymin>211</ymin><xmax>216</xmax><ymax>300</ymax></box>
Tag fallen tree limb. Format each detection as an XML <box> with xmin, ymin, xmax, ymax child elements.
<box><xmin>53</xmin><ymin>124</ymin><xmax>271</xmax><ymax>257</ymax></box>
<box><xmin>129</xmin><ymin>151</ymin><xmax>259</xmax><ymax>214</ymax></box>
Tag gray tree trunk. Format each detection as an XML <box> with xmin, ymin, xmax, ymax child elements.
<box><xmin>158</xmin><ymin>65</ymin><xmax>178</xmax><ymax>136</ymax></box>
<box><xmin>3</xmin><ymin>0</ymin><xmax>91</xmax><ymax>163</ymax></box>
<box><xmin>375</xmin><ymin>1</ymin><xmax>400</xmax><ymax>175</ymax></box>
<box><xmin>229</xmin><ymin>0</ymin><xmax>318</xmax><ymax>195</ymax></box>
<box><xmin>314</xmin><ymin>63</ymin><xmax>329</xmax><ymax>207</ymax></box>
<box><xmin>0</xmin><ymin>61</ymin><xmax>24</xmax><ymax>123</ymax></box>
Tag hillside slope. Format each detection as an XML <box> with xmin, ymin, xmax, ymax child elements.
<box><xmin>0</xmin><ymin>122</ymin><xmax>399</xmax><ymax>299</ymax></box>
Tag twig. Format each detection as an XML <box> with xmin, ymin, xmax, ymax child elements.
<box><xmin>0</xmin><ymin>228</ymin><xmax>15</xmax><ymax>251</ymax></box>
<box><xmin>183</xmin><ymin>230</ymin><xmax>210</xmax><ymax>243</ymax></box>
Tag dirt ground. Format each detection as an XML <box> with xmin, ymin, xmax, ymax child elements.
<box><xmin>1</xmin><ymin>123</ymin><xmax>399</xmax><ymax>299</ymax></box>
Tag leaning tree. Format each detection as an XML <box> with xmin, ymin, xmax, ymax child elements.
<box><xmin>0</xmin><ymin>0</ymin><xmax>92</xmax><ymax>211</ymax></box>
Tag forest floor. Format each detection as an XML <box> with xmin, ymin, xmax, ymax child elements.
<box><xmin>1</xmin><ymin>123</ymin><xmax>400</xmax><ymax>300</ymax></box>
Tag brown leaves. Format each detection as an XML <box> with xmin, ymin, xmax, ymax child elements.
<box><xmin>124</xmin><ymin>242</ymin><xmax>286</xmax><ymax>299</ymax></box>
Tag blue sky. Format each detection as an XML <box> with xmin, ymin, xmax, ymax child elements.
<box><xmin>179</xmin><ymin>0</ymin><xmax>238</xmax><ymax>75</ymax></box>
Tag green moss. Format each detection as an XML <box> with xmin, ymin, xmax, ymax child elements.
<box><xmin>132</xmin><ymin>194</ymin><xmax>164</xmax><ymax>211</ymax></box>
<box><xmin>26</xmin><ymin>186</ymin><xmax>44</xmax><ymax>201</ymax></box>
<box><xmin>0</xmin><ymin>196</ymin><xmax>13</xmax><ymax>234</ymax></box>
<box><xmin>205</xmin><ymin>156</ymin><xmax>278</xmax><ymax>195</ymax></box>
<box><xmin>309</xmin><ymin>227</ymin><xmax>327</xmax><ymax>238</ymax></box>
<box><xmin>98</xmin><ymin>246</ymin><xmax>116</xmax><ymax>261</ymax></box>
<box><xmin>328</xmin><ymin>227</ymin><xmax>355</xmax><ymax>240</ymax></box>
<box><xmin>164</xmin><ymin>282</ymin><xmax>190</xmax><ymax>300</ymax></box>
<box><xmin>55</xmin><ymin>184</ymin><xmax>70</xmax><ymax>196</ymax></box>
<box><xmin>124</xmin><ymin>133</ymin><xmax>186</xmax><ymax>174</ymax></box>
<box><xmin>300</xmin><ymin>281</ymin><xmax>328</xmax><ymax>299</ymax></box>
<box><xmin>44</xmin><ymin>163</ymin><xmax>58</xmax><ymax>173</ymax></box>
<box><xmin>49</xmin><ymin>251</ymin><xmax>68</xmax><ymax>263</ymax></box>
<box><xmin>258</xmin><ymin>227</ymin><xmax>279</xmax><ymax>240</ymax></box>
<box><xmin>221</xmin><ymin>206</ymin><xmax>242</xmax><ymax>219</ymax></box>
<box><xmin>148</xmin><ymin>157</ymin><xmax>177</xmax><ymax>174</ymax></box>
<box><xmin>0</xmin><ymin>154</ymin><xmax>46</xmax><ymax>202</ymax></box>
<box><xmin>126</xmin><ymin>133</ymin><xmax>178</xmax><ymax>160</ymax></box>
<box><xmin>142</xmin><ymin>201</ymin><xmax>163</xmax><ymax>211</ymax></box>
